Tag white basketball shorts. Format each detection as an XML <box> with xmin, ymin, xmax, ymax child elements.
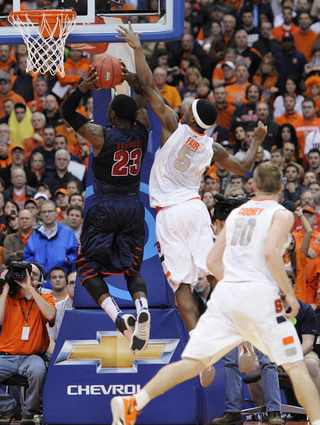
<box><xmin>182</xmin><ymin>280</ymin><xmax>303</xmax><ymax>368</ymax></box>
<box><xmin>156</xmin><ymin>199</ymin><xmax>214</xmax><ymax>292</ymax></box>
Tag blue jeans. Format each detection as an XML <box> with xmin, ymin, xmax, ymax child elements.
<box><xmin>0</xmin><ymin>354</ymin><xmax>46</xmax><ymax>416</ymax></box>
<box><xmin>223</xmin><ymin>347</ymin><xmax>281</xmax><ymax>413</ymax></box>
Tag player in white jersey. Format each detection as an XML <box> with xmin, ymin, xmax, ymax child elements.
<box><xmin>117</xmin><ymin>24</ymin><xmax>267</xmax><ymax>337</ymax></box>
<box><xmin>111</xmin><ymin>161</ymin><xmax>320</xmax><ymax>425</ymax></box>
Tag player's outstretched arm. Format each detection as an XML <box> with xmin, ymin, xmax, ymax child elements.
<box><xmin>206</xmin><ymin>225</ymin><xmax>226</xmax><ymax>281</ymax></box>
<box><xmin>264</xmin><ymin>209</ymin><xmax>300</xmax><ymax>318</ymax></box>
<box><xmin>213</xmin><ymin>121</ymin><xmax>267</xmax><ymax>175</ymax></box>
<box><xmin>60</xmin><ymin>65</ymin><xmax>104</xmax><ymax>154</ymax></box>
<box><xmin>116</xmin><ymin>22</ymin><xmax>178</xmax><ymax>135</ymax></box>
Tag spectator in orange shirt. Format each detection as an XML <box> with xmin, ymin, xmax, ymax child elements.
<box><xmin>69</xmin><ymin>133</ymin><xmax>90</xmax><ymax>171</ymax></box>
<box><xmin>252</xmin><ymin>54</ymin><xmax>279</xmax><ymax>107</ymax></box>
<box><xmin>225</xmin><ymin>64</ymin><xmax>251</xmax><ymax>106</ymax></box>
<box><xmin>305</xmin><ymin>76</ymin><xmax>320</xmax><ymax>115</ymax></box>
<box><xmin>0</xmin><ymin>44</ymin><xmax>16</xmax><ymax>73</ymax></box>
<box><xmin>274</xmin><ymin>93</ymin><xmax>303</xmax><ymax>127</ymax></box>
<box><xmin>22</xmin><ymin>112</ymin><xmax>46</xmax><ymax>164</ymax></box>
<box><xmin>58</xmin><ymin>47</ymin><xmax>90</xmax><ymax>88</ymax></box>
<box><xmin>222</xmin><ymin>14</ymin><xmax>236</xmax><ymax>46</ymax></box>
<box><xmin>212</xmin><ymin>48</ymin><xmax>237</xmax><ymax>88</ymax></box>
<box><xmin>0</xmin><ymin>71</ymin><xmax>25</xmax><ymax>120</ymax></box>
<box><xmin>294</xmin><ymin>12</ymin><xmax>319</xmax><ymax>62</ymax></box>
<box><xmin>153</xmin><ymin>67</ymin><xmax>182</xmax><ymax>113</ymax></box>
<box><xmin>272</xmin><ymin>7</ymin><xmax>300</xmax><ymax>41</ymax></box>
<box><xmin>27</xmin><ymin>76</ymin><xmax>48</xmax><ymax>114</ymax></box>
<box><xmin>212</xmin><ymin>58</ymin><xmax>237</xmax><ymax>88</ymax></box>
<box><xmin>213</xmin><ymin>85</ymin><xmax>236</xmax><ymax>144</ymax></box>
<box><xmin>293</xmin><ymin>205</ymin><xmax>320</xmax><ymax>304</ymax></box>
<box><xmin>294</xmin><ymin>98</ymin><xmax>320</xmax><ymax>162</ymax></box>
<box><xmin>284</xmin><ymin>206</ymin><xmax>312</xmax><ymax>303</ymax></box>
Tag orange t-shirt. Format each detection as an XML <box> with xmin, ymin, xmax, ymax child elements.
<box><xmin>55</xmin><ymin>124</ymin><xmax>78</xmax><ymax>148</ymax></box>
<box><xmin>58</xmin><ymin>57</ymin><xmax>90</xmax><ymax>87</ymax></box>
<box><xmin>294</xmin><ymin>116</ymin><xmax>320</xmax><ymax>157</ymax></box>
<box><xmin>13</xmin><ymin>190</ymin><xmax>27</xmax><ymax>211</ymax></box>
<box><xmin>20</xmin><ymin>229</ymin><xmax>33</xmax><ymax>246</ymax></box>
<box><xmin>22</xmin><ymin>135</ymin><xmax>44</xmax><ymax>164</ymax></box>
<box><xmin>272</xmin><ymin>24</ymin><xmax>300</xmax><ymax>41</ymax></box>
<box><xmin>294</xmin><ymin>30</ymin><xmax>319</xmax><ymax>62</ymax></box>
<box><xmin>274</xmin><ymin>112</ymin><xmax>303</xmax><ymax>127</ymax></box>
<box><xmin>0</xmin><ymin>290</ymin><xmax>56</xmax><ymax>355</ymax></box>
<box><xmin>293</xmin><ymin>229</ymin><xmax>320</xmax><ymax>283</ymax></box>
<box><xmin>225</xmin><ymin>82</ymin><xmax>250</xmax><ymax>106</ymax></box>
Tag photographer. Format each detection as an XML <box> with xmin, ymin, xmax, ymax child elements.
<box><xmin>0</xmin><ymin>261</ymin><xmax>56</xmax><ymax>425</ymax></box>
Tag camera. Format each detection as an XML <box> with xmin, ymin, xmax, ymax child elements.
<box><xmin>7</xmin><ymin>261</ymin><xmax>32</xmax><ymax>282</ymax></box>
<box><xmin>213</xmin><ymin>194</ymin><xmax>247</xmax><ymax>221</ymax></box>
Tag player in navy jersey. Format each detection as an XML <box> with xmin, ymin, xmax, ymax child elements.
<box><xmin>60</xmin><ymin>67</ymin><xmax>151</xmax><ymax>355</ymax></box>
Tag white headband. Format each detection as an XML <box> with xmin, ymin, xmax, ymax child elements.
<box><xmin>192</xmin><ymin>99</ymin><xmax>212</xmax><ymax>129</ymax></box>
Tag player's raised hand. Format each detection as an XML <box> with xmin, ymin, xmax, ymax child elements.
<box><xmin>253</xmin><ymin>121</ymin><xmax>268</xmax><ymax>145</ymax></box>
<box><xmin>284</xmin><ymin>293</ymin><xmax>300</xmax><ymax>319</ymax></box>
<box><xmin>79</xmin><ymin>65</ymin><xmax>101</xmax><ymax>93</ymax></box>
<box><xmin>116</xmin><ymin>21</ymin><xmax>142</xmax><ymax>49</ymax></box>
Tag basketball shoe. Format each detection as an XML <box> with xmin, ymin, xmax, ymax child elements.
<box><xmin>115</xmin><ymin>314</ymin><xmax>136</xmax><ymax>341</ymax></box>
<box><xmin>130</xmin><ymin>309</ymin><xmax>151</xmax><ymax>355</ymax></box>
<box><xmin>238</xmin><ymin>341</ymin><xmax>255</xmax><ymax>373</ymax></box>
<box><xmin>111</xmin><ymin>395</ymin><xmax>140</xmax><ymax>425</ymax></box>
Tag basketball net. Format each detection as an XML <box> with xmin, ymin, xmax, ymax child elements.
<box><xmin>9</xmin><ymin>10</ymin><xmax>76</xmax><ymax>77</ymax></box>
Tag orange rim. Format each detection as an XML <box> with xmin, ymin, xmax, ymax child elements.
<box><xmin>9</xmin><ymin>9</ymin><xmax>76</xmax><ymax>38</ymax></box>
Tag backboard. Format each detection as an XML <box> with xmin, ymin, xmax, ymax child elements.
<box><xmin>0</xmin><ymin>1</ymin><xmax>184</xmax><ymax>44</ymax></box>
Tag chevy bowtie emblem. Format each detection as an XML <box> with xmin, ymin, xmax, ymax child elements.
<box><xmin>54</xmin><ymin>331</ymin><xmax>179</xmax><ymax>373</ymax></box>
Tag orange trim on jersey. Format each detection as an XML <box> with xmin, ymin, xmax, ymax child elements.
<box><xmin>166</xmin><ymin>271</ymin><xmax>171</xmax><ymax>278</ymax></box>
<box><xmin>78</xmin><ymin>262</ymin><xmax>90</xmax><ymax>269</ymax></box>
<box><xmin>81</xmin><ymin>273</ymin><xmax>98</xmax><ymax>285</ymax></box>
<box><xmin>82</xmin><ymin>269</ymin><xmax>94</xmax><ymax>275</ymax></box>
<box><xmin>188</xmin><ymin>125</ymin><xmax>206</xmax><ymax>136</ymax></box>
<box><xmin>100</xmin><ymin>271</ymin><xmax>124</xmax><ymax>276</ymax></box>
<box><xmin>251</xmin><ymin>198</ymin><xmax>274</xmax><ymax>201</ymax></box>
<box><xmin>283</xmin><ymin>336</ymin><xmax>294</xmax><ymax>345</ymax></box>
<box><xmin>131</xmin><ymin>253</ymin><xmax>139</xmax><ymax>258</ymax></box>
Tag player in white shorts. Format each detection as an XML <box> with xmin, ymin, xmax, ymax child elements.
<box><xmin>117</xmin><ymin>23</ymin><xmax>267</xmax><ymax>337</ymax></box>
<box><xmin>111</xmin><ymin>161</ymin><xmax>320</xmax><ymax>425</ymax></box>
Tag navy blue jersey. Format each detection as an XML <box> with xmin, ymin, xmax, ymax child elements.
<box><xmin>92</xmin><ymin>120</ymin><xmax>148</xmax><ymax>197</ymax></box>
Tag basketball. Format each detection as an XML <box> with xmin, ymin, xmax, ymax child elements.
<box><xmin>92</xmin><ymin>54</ymin><xmax>124</xmax><ymax>89</ymax></box>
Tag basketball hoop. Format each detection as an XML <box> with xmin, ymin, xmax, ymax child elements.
<box><xmin>8</xmin><ymin>9</ymin><xmax>77</xmax><ymax>77</ymax></box>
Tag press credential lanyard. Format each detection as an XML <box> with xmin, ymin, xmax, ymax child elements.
<box><xmin>20</xmin><ymin>299</ymin><xmax>34</xmax><ymax>340</ymax></box>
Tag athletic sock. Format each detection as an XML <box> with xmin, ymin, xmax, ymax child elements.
<box><xmin>135</xmin><ymin>297</ymin><xmax>148</xmax><ymax>314</ymax></box>
<box><xmin>101</xmin><ymin>296</ymin><xmax>122</xmax><ymax>322</ymax></box>
<box><xmin>134</xmin><ymin>390</ymin><xmax>150</xmax><ymax>411</ymax></box>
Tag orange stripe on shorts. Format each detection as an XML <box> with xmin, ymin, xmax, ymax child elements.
<box><xmin>166</xmin><ymin>271</ymin><xmax>171</xmax><ymax>278</ymax></box>
<box><xmin>283</xmin><ymin>336</ymin><xmax>294</xmax><ymax>345</ymax></box>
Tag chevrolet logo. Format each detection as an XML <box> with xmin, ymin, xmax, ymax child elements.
<box><xmin>55</xmin><ymin>331</ymin><xmax>179</xmax><ymax>373</ymax></box>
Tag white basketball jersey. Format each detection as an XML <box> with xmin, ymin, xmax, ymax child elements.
<box><xmin>223</xmin><ymin>199</ymin><xmax>286</xmax><ymax>288</ymax></box>
<box><xmin>149</xmin><ymin>123</ymin><xmax>214</xmax><ymax>208</ymax></box>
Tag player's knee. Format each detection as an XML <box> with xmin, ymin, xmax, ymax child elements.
<box><xmin>126</xmin><ymin>275</ymin><xmax>147</xmax><ymax>298</ymax></box>
<box><xmin>83</xmin><ymin>275</ymin><xmax>109</xmax><ymax>303</ymax></box>
<box><xmin>305</xmin><ymin>357</ymin><xmax>320</xmax><ymax>378</ymax></box>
